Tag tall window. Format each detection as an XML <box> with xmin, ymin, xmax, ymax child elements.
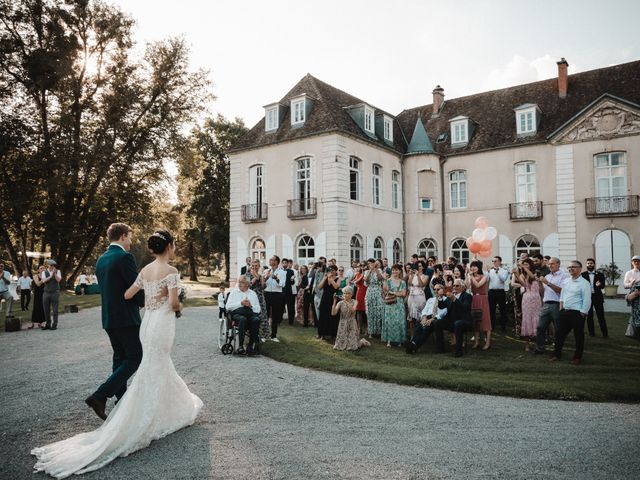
<box><xmin>515</xmin><ymin>234</ymin><xmax>541</xmax><ymax>257</ymax></box>
<box><xmin>384</xmin><ymin>116</ymin><xmax>393</xmax><ymax>141</ymax></box>
<box><xmin>349</xmin><ymin>156</ymin><xmax>360</xmax><ymax>201</ymax></box>
<box><xmin>391</xmin><ymin>170</ymin><xmax>400</xmax><ymax>209</ymax></box>
<box><xmin>372</xmin><ymin>164</ymin><xmax>382</xmax><ymax>206</ymax></box>
<box><xmin>393</xmin><ymin>239</ymin><xmax>402</xmax><ymax>265</ymax></box>
<box><xmin>249</xmin><ymin>165</ymin><xmax>263</xmax><ymax>205</ymax></box>
<box><xmin>449</xmin><ymin>170</ymin><xmax>467</xmax><ymax>209</ymax></box>
<box><xmin>515</xmin><ymin>162</ymin><xmax>537</xmax><ymax>203</ymax></box>
<box><xmin>373</xmin><ymin>237</ymin><xmax>384</xmax><ymax>260</ymax></box>
<box><xmin>595</xmin><ymin>152</ymin><xmax>627</xmax><ymax>198</ymax></box>
<box><xmin>297</xmin><ymin>236</ymin><xmax>315</xmax><ymax>265</ymax></box>
<box><xmin>450</xmin><ymin>238</ymin><xmax>470</xmax><ymax>264</ymax></box>
<box><xmin>417</xmin><ymin>238</ymin><xmax>437</xmax><ymax>259</ymax></box>
<box><xmin>265</xmin><ymin>106</ymin><xmax>278</xmax><ymax>131</ymax></box>
<box><xmin>364</xmin><ymin>106</ymin><xmax>374</xmax><ymax>133</ymax></box>
<box><xmin>250</xmin><ymin>237</ymin><xmax>266</xmax><ymax>262</ymax></box>
<box><xmin>418</xmin><ymin>169</ymin><xmax>435</xmax><ymax>211</ymax></box>
<box><xmin>350</xmin><ymin>235</ymin><xmax>363</xmax><ymax>263</ymax></box>
<box><xmin>296</xmin><ymin>157</ymin><xmax>311</xmax><ymax>212</ymax></box>
<box><xmin>451</xmin><ymin>120</ymin><xmax>468</xmax><ymax>144</ymax></box>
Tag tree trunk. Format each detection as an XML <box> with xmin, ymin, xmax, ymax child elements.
<box><xmin>188</xmin><ymin>240</ymin><xmax>198</xmax><ymax>281</ymax></box>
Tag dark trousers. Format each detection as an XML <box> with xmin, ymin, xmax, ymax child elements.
<box><xmin>303</xmin><ymin>291</ymin><xmax>313</xmax><ymax>326</ymax></box>
<box><xmin>42</xmin><ymin>291</ymin><xmax>59</xmax><ymax>327</ymax></box>
<box><xmin>535</xmin><ymin>303</ymin><xmax>560</xmax><ymax>352</ymax></box>
<box><xmin>94</xmin><ymin>326</ymin><xmax>142</xmax><ymax>402</ymax></box>
<box><xmin>587</xmin><ymin>297</ymin><xmax>608</xmax><ymax>337</ymax></box>
<box><xmin>21</xmin><ymin>290</ymin><xmax>31</xmax><ymax>310</ymax></box>
<box><xmin>284</xmin><ymin>292</ymin><xmax>296</xmax><ymax>325</ymax></box>
<box><xmin>264</xmin><ymin>291</ymin><xmax>284</xmax><ymax>338</ymax></box>
<box><xmin>231</xmin><ymin>310</ymin><xmax>261</xmax><ymax>348</ymax></box>
<box><xmin>553</xmin><ymin>309</ymin><xmax>586</xmax><ymax>360</ymax></box>
<box><xmin>219</xmin><ymin>307</ymin><xmax>226</xmax><ymax>319</ymax></box>
<box><xmin>488</xmin><ymin>289</ymin><xmax>507</xmax><ymax>330</ymax></box>
<box><xmin>411</xmin><ymin>319</ymin><xmax>436</xmax><ymax>350</ymax></box>
<box><xmin>435</xmin><ymin>318</ymin><xmax>471</xmax><ymax>354</ymax></box>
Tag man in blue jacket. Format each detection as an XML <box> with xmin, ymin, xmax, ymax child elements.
<box><xmin>85</xmin><ymin>223</ymin><xmax>145</xmax><ymax>420</ymax></box>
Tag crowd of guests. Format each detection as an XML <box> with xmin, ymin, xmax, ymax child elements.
<box><xmin>225</xmin><ymin>251</ymin><xmax>640</xmax><ymax>364</ymax></box>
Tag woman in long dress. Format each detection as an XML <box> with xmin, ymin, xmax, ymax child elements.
<box><xmin>353</xmin><ymin>267</ymin><xmax>367</xmax><ymax>333</ymax></box>
<box><xmin>516</xmin><ymin>259</ymin><xmax>542</xmax><ymax>350</ymax></box>
<box><xmin>364</xmin><ymin>259</ymin><xmax>385</xmax><ymax>337</ymax></box>
<box><xmin>294</xmin><ymin>265</ymin><xmax>308</xmax><ymax>325</ymax></box>
<box><xmin>332</xmin><ymin>286</ymin><xmax>368</xmax><ymax>351</ymax></box>
<box><xmin>317</xmin><ymin>265</ymin><xmax>341</xmax><ymax>339</ymax></box>
<box><xmin>407</xmin><ymin>261</ymin><xmax>428</xmax><ymax>330</ymax></box>
<box><xmin>247</xmin><ymin>259</ymin><xmax>269</xmax><ymax>341</ymax></box>
<box><xmin>32</xmin><ymin>230</ymin><xmax>202</xmax><ymax>479</ymax></box>
<box><xmin>382</xmin><ymin>264</ymin><xmax>407</xmax><ymax>347</ymax></box>
<box><xmin>30</xmin><ymin>265</ymin><xmax>46</xmax><ymax>328</ymax></box>
<box><xmin>467</xmin><ymin>260</ymin><xmax>492</xmax><ymax>350</ymax></box>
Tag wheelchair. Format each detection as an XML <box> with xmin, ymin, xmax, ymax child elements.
<box><xmin>217</xmin><ymin>311</ymin><xmax>262</xmax><ymax>355</ymax></box>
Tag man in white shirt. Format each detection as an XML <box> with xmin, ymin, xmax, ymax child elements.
<box><xmin>533</xmin><ymin>257</ymin><xmax>568</xmax><ymax>355</ymax></box>
<box><xmin>263</xmin><ymin>255</ymin><xmax>286</xmax><ymax>342</ymax></box>
<box><xmin>78</xmin><ymin>271</ymin><xmax>88</xmax><ymax>295</ymax></box>
<box><xmin>226</xmin><ymin>277</ymin><xmax>261</xmax><ymax>355</ymax></box>
<box><xmin>406</xmin><ymin>284</ymin><xmax>449</xmax><ymax>353</ymax></box>
<box><xmin>217</xmin><ymin>287</ymin><xmax>226</xmax><ymax>320</ymax></box>
<box><xmin>0</xmin><ymin>262</ymin><xmax>14</xmax><ymax>315</ymax></box>
<box><xmin>18</xmin><ymin>270</ymin><xmax>33</xmax><ymax>311</ymax></box>
<box><xmin>488</xmin><ymin>256</ymin><xmax>509</xmax><ymax>331</ymax></box>
<box><xmin>624</xmin><ymin>255</ymin><xmax>640</xmax><ymax>289</ymax></box>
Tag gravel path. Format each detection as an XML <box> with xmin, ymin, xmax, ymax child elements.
<box><xmin>1</xmin><ymin>306</ymin><xmax>639</xmax><ymax>480</ymax></box>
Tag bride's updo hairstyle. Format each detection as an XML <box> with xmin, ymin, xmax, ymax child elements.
<box><xmin>147</xmin><ymin>230</ymin><xmax>174</xmax><ymax>255</ymax></box>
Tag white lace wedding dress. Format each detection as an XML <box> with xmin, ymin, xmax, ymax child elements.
<box><xmin>32</xmin><ymin>273</ymin><xmax>203</xmax><ymax>479</ymax></box>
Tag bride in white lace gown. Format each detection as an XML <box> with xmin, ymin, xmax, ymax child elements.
<box><xmin>32</xmin><ymin>231</ymin><xmax>203</xmax><ymax>479</ymax></box>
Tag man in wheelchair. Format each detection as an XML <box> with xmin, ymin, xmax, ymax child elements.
<box><xmin>225</xmin><ymin>277</ymin><xmax>262</xmax><ymax>356</ymax></box>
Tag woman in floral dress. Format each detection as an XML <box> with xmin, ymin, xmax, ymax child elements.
<box><xmin>364</xmin><ymin>259</ymin><xmax>385</xmax><ymax>337</ymax></box>
<box><xmin>382</xmin><ymin>264</ymin><xmax>407</xmax><ymax>347</ymax></box>
<box><xmin>247</xmin><ymin>259</ymin><xmax>269</xmax><ymax>341</ymax></box>
<box><xmin>467</xmin><ymin>260</ymin><xmax>492</xmax><ymax>350</ymax></box>
<box><xmin>332</xmin><ymin>287</ymin><xmax>366</xmax><ymax>351</ymax></box>
<box><xmin>295</xmin><ymin>265</ymin><xmax>309</xmax><ymax>325</ymax></box>
<box><xmin>517</xmin><ymin>259</ymin><xmax>542</xmax><ymax>350</ymax></box>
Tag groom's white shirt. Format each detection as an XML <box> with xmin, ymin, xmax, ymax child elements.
<box><xmin>109</xmin><ymin>242</ymin><xmax>126</xmax><ymax>251</ymax></box>
<box><xmin>225</xmin><ymin>288</ymin><xmax>261</xmax><ymax>314</ymax></box>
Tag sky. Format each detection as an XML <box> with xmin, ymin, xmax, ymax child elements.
<box><xmin>107</xmin><ymin>0</ymin><xmax>640</xmax><ymax>130</ymax></box>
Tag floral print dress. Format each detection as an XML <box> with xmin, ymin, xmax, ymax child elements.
<box><xmin>382</xmin><ymin>279</ymin><xmax>407</xmax><ymax>344</ymax></box>
<box><xmin>365</xmin><ymin>272</ymin><xmax>385</xmax><ymax>335</ymax></box>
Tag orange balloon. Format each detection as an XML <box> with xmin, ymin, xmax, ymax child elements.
<box><xmin>465</xmin><ymin>236</ymin><xmax>474</xmax><ymax>248</ymax></box>
<box><xmin>480</xmin><ymin>240</ymin><xmax>492</xmax><ymax>251</ymax></box>
<box><xmin>469</xmin><ymin>242</ymin><xmax>482</xmax><ymax>254</ymax></box>
<box><xmin>479</xmin><ymin>248</ymin><xmax>492</xmax><ymax>257</ymax></box>
<box><xmin>474</xmin><ymin>216</ymin><xmax>489</xmax><ymax>229</ymax></box>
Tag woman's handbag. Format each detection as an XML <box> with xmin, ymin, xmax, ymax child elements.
<box><xmin>384</xmin><ymin>293</ymin><xmax>397</xmax><ymax>305</ymax></box>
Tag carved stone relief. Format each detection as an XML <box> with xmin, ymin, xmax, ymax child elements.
<box><xmin>555</xmin><ymin>100</ymin><xmax>640</xmax><ymax>144</ymax></box>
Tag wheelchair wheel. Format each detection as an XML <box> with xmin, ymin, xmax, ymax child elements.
<box><xmin>221</xmin><ymin>343</ymin><xmax>234</xmax><ymax>355</ymax></box>
<box><xmin>218</xmin><ymin>318</ymin><xmax>226</xmax><ymax>350</ymax></box>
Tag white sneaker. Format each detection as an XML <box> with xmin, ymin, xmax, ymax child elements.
<box><xmin>260</xmin><ymin>338</ymin><xmax>266</xmax><ymax>343</ymax></box>
<box><xmin>271</xmin><ymin>337</ymin><xmax>280</xmax><ymax>343</ymax></box>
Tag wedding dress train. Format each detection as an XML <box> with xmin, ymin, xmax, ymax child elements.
<box><xmin>32</xmin><ymin>273</ymin><xmax>203</xmax><ymax>479</ymax></box>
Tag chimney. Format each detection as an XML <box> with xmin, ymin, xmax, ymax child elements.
<box><xmin>557</xmin><ymin>58</ymin><xmax>569</xmax><ymax>99</ymax></box>
<box><xmin>432</xmin><ymin>85</ymin><xmax>444</xmax><ymax>115</ymax></box>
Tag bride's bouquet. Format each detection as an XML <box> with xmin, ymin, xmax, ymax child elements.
<box><xmin>176</xmin><ymin>285</ymin><xmax>189</xmax><ymax>318</ymax></box>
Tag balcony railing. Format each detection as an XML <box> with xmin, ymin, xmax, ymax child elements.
<box><xmin>287</xmin><ymin>197</ymin><xmax>317</xmax><ymax>219</ymax></box>
<box><xmin>509</xmin><ymin>201</ymin><xmax>543</xmax><ymax>221</ymax></box>
<box><xmin>585</xmin><ymin>195</ymin><xmax>639</xmax><ymax>217</ymax></box>
<box><xmin>241</xmin><ymin>203</ymin><xmax>268</xmax><ymax>223</ymax></box>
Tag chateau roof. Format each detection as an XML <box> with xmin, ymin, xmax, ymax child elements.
<box><xmin>230</xmin><ymin>60</ymin><xmax>640</xmax><ymax>155</ymax></box>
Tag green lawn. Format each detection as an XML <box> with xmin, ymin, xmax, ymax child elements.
<box><xmin>260</xmin><ymin>312</ymin><xmax>640</xmax><ymax>403</ymax></box>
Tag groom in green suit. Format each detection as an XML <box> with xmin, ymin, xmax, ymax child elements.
<box><xmin>85</xmin><ymin>223</ymin><xmax>145</xmax><ymax>420</ymax></box>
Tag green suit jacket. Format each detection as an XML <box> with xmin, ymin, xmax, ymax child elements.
<box><xmin>95</xmin><ymin>245</ymin><xmax>145</xmax><ymax>330</ymax></box>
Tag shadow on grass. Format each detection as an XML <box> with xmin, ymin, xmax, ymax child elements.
<box><xmin>261</xmin><ymin>313</ymin><xmax>640</xmax><ymax>403</ymax></box>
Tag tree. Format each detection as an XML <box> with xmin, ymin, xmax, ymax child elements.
<box><xmin>0</xmin><ymin>0</ymin><xmax>211</xmax><ymax>284</ymax></box>
<box><xmin>187</xmin><ymin>115</ymin><xmax>247</xmax><ymax>282</ymax></box>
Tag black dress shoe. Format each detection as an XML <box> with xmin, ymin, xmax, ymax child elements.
<box><xmin>41</xmin><ymin>325</ymin><xmax>51</xmax><ymax>330</ymax></box>
<box><xmin>405</xmin><ymin>342</ymin><xmax>417</xmax><ymax>354</ymax></box>
<box><xmin>454</xmin><ymin>351</ymin><xmax>464</xmax><ymax>357</ymax></box>
<box><xmin>50</xmin><ymin>326</ymin><xmax>57</xmax><ymax>330</ymax></box>
<box><xmin>85</xmin><ymin>395</ymin><xmax>107</xmax><ymax>420</ymax></box>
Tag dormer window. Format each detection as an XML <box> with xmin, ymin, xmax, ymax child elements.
<box><xmin>383</xmin><ymin>115</ymin><xmax>393</xmax><ymax>142</ymax></box>
<box><xmin>449</xmin><ymin>116</ymin><xmax>469</xmax><ymax>146</ymax></box>
<box><xmin>364</xmin><ymin>106</ymin><xmax>375</xmax><ymax>133</ymax></box>
<box><xmin>514</xmin><ymin>104</ymin><xmax>540</xmax><ymax>136</ymax></box>
<box><xmin>265</xmin><ymin>105</ymin><xmax>278</xmax><ymax>132</ymax></box>
<box><xmin>292</xmin><ymin>98</ymin><xmax>305</xmax><ymax>125</ymax></box>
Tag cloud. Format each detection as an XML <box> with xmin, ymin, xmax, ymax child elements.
<box><xmin>482</xmin><ymin>54</ymin><xmax>579</xmax><ymax>91</ymax></box>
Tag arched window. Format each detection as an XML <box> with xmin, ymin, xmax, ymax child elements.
<box><xmin>393</xmin><ymin>239</ymin><xmax>402</xmax><ymax>265</ymax></box>
<box><xmin>250</xmin><ymin>237</ymin><xmax>266</xmax><ymax>262</ymax></box>
<box><xmin>297</xmin><ymin>235</ymin><xmax>315</xmax><ymax>265</ymax></box>
<box><xmin>349</xmin><ymin>156</ymin><xmax>360</xmax><ymax>201</ymax></box>
<box><xmin>515</xmin><ymin>234</ymin><xmax>540</xmax><ymax>257</ymax></box>
<box><xmin>450</xmin><ymin>238</ymin><xmax>469</xmax><ymax>264</ymax></box>
<box><xmin>372</xmin><ymin>164</ymin><xmax>382</xmax><ymax>206</ymax></box>
<box><xmin>417</xmin><ymin>238</ymin><xmax>438</xmax><ymax>259</ymax></box>
<box><xmin>350</xmin><ymin>235</ymin><xmax>363</xmax><ymax>263</ymax></box>
<box><xmin>449</xmin><ymin>170</ymin><xmax>467</xmax><ymax>209</ymax></box>
<box><xmin>373</xmin><ymin>237</ymin><xmax>384</xmax><ymax>260</ymax></box>
<box><xmin>392</xmin><ymin>170</ymin><xmax>400</xmax><ymax>209</ymax></box>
